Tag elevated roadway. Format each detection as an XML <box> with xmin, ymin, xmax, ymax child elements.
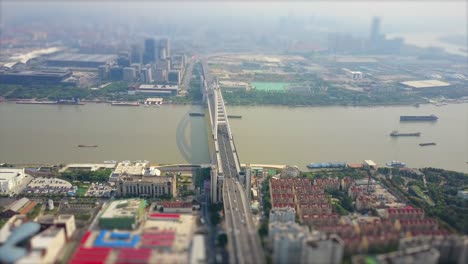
<box><xmin>200</xmin><ymin>59</ymin><xmax>264</xmax><ymax>264</ymax></box>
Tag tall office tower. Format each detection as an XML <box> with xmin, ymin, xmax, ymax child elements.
<box><xmin>141</xmin><ymin>66</ymin><xmax>153</xmax><ymax>83</ymax></box>
<box><xmin>98</xmin><ymin>65</ymin><xmax>109</xmax><ymax>80</ymax></box>
<box><xmin>130</xmin><ymin>44</ymin><xmax>142</xmax><ymax>64</ymax></box>
<box><xmin>167</xmin><ymin>70</ymin><xmax>181</xmax><ymax>85</ymax></box>
<box><xmin>143</xmin><ymin>38</ymin><xmax>157</xmax><ymax>64</ymax></box>
<box><xmin>158</xmin><ymin>38</ymin><xmax>170</xmax><ymax>60</ymax></box>
<box><xmin>123</xmin><ymin>67</ymin><xmax>136</xmax><ymax>82</ymax></box>
<box><xmin>370</xmin><ymin>17</ymin><xmax>381</xmax><ymax>43</ymax></box>
<box><xmin>156</xmin><ymin>59</ymin><xmax>171</xmax><ymax>72</ymax></box>
<box><xmin>153</xmin><ymin>68</ymin><xmax>167</xmax><ymax>83</ymax></box>
<box><xmin>117</xmin><ymin>54</ymin><xmax>130</xmax><ymax>68</ymax></box>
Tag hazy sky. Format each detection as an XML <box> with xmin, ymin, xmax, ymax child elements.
<box><xmin>1</xmin><ymin>1</ymin><xmax>466</xmax><ymax>34</ymax></box>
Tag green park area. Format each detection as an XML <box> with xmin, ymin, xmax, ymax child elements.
<box><xmin>251</xmin><ymin>82</ymin><xmax>290</xmax><ymax>92</ymax></box>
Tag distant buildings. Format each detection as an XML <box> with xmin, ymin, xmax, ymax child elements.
<box><xmin>167</xmin><ymin>70</ymin><xmax>181</xmax><ymax>85</ymax></box>
<box><xmin>141</xmin><ymin>65</ymin><xmax>153</xmax><ymax>83</ymax></box>
<box><xmin>328</xmin><ymin>17</ymin><xmax>403</xmax><ymax>55</ymax></box>
<box><xmin>0</xmin><ymin>69</ymin><xmax>72</xmax><ymax>85</ymax></box>
<box><xmin>143</xmin><ymin>38</ymin><xmax>157</xmax><ymax>64</ymax></box>
<box><xmin>158</xmin><ymin>38</ymin><xmax>170</xmax><ymax>60</ymax></box>
<box><xmin>400</xmin><ymin>80</ymin><xmax>451</xmax><ymax>89</ymax></box>
<box><xmin>46</xmin><ymin>53</ymin><xmax>116</xmax><ymax>68</ymax></box>
<box><xmin>135</xmin><ymin>84</ymin><xmax>179</xmax><ymax>96</ymax></box>
<box><xmin>0</xmin><ymin>168</ymin><xmax>26</xmax><ymax>193</ymax></box>
<box><xmin>130</xmin><ymin>44</ymin><xmax>142</xmax><ymax>64</ymax></box>
<box><xmin>123</xmin><ymin>67</ymin><xmax>136</xmax><ymax>82</ymax></box>
<box><xmin>342</xmin><ymin>68</ymin><xmax>363</xmax><ymax>80</ymax></box>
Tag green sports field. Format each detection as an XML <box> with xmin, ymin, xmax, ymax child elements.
<box><xmin>251</xmin><ymin>82</ymin><xmax>290</xmax><ymax>92</ymax></box>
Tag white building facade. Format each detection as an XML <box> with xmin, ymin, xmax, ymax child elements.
<box><xmin>0</xmin><ymin>168</ymin><xmax>26</xmax><ymax>193</ymax></box>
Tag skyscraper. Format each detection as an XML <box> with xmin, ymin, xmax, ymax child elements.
<box><xmin>370</xmin><ymin>17</ymin><xmax>381</xmax><ymax>43</ymax></box>
<box><xmin>158</xmin><ymin>38</ymin><xmax>170</xmax><ymax>60</ymax></box>
<box><xmin>130</xmin><ymin>44</ymin><xmax>142</xmax><ymax>64</ymax></box>
<box><xmin>143</xmin><ymin>38</ymin><xmax>157</xmax><ymax>64</ymax></box>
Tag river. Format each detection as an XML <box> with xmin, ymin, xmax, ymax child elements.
<box><xmin>0</xmin><ymin>102</ymin><xmax>467</xmax><ymax>172</ymax></box>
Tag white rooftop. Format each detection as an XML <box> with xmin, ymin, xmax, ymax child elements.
<box><xmin>113</xmin><ymin>160</ymin><xmax>149</xmax><ymax>176</ymax></box>
<box><xmin>401</xmin><ymin>80</ymin><xmax>450</xmax><ymax>89</ymax></box>
<box><xmin>60</xmin><ymin>163</ymin><xmax>116</xmax><ymax>172</ymax></box>
<box><xmin>0</xmin><ymin>168</ymin><xmax>24</xmax><ymax>182</ymax></box>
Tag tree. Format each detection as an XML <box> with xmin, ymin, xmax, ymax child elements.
<box><xmin>217</xmin><ymin>233</ymin><xmax>228</xmax><ymax>247</ymax></box>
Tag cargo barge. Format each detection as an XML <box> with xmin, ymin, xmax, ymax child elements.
<box><xmin>227</xmin><ymin>115</ymin><xmax>242</xmax><ymax>119</ymax></box>
<box><xmin>307</xmin><ymin>162</ymin><xmax>346</xmax><ymax>169</ymax></box>
<box><xmin>16</xmin><ymin>99</ymin><xmax>84</xmax><ymax>105</ymax></box>
<box><xmin>78</xmin><ymin>145</ymin><xmax>98</xmax><ymax>148</ymax></box>
<box><xmin>111</xmin><ymin>102</ymin><xmax>139</xmax><ymax>106</ymax></box>
<box><xmin>390</xmin><ymin>131</ymin><xmax>421</xmax><ymax>137</ymax></box>
<box><xmin>419</xmin><ymin>142</ymin><xmax>436</xmax><ymax>146</ymax></box>
<box><xmin>386</xmin><ymin>160</ymin><xmax>406</xmax><ymax>167</ymax></box>
<box><xmin>400</xmin><ymin>115</ymin><xmax>438</xmax><ymax>121</ymax></box>
<box><xmin>189</xmin><ymin>112</ymin><xmax>205</xmax><ymax>117</ymax></box>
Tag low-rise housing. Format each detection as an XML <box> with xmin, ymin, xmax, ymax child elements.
<box><xmin>386</xmin><ymin>206</ymin><xmax>425</xmax><ymax>221</ymax></box>
<box><xmin>0</xmin><ymin>198</ymin><xmax>37</xmax><ymax>218</ymax></box>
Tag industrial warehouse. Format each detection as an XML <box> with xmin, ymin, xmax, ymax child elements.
<box><xmin>0</xmin><ymin>69</ymin><xmax>72</xmax><ymax>85</ymax></box>
<box><xmin>46</xmin><ymin>53</ymin><xmax>117</xmax><ymax>68</ymax></box>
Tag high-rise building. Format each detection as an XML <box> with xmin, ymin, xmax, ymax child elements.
<box><xmin>130</xmin><ymin>44</ymin><xmax>142</xmax><ymax>64</ymax></box>
<box><xmin>109</xmin><ymin>66</ymin><xmax>123</xmax><ymax>81</ymax></box>
<box><xmin>156</xmin><ymin>59</ymin><xmax>171</xmax><ymax>72</ymax></box>
<box><xmin>143</xmin><ymin>38</ymin><xmax>157</xmax><ymax>64</ymax></box>
<box><xmin>168</xmin><ymin>70</ymin><xmax>181</xmax><ymax>85</ymax></box>
<box><xmin>158</xmin><ymin>38</ymin><xmax>170</xmax><ymax>60</ymax></box>
<box><xmin>153</xmin><ymin>68</ymin><xmax>167</xmax><ymax>83</ymax></box>
<box><xmin>141</xmin><ymin>66</ymin><xmax>153</xmax><ymax>83</ymax></box>
<box><xmin>370</xmin><ymin>17</ymin><xmax>381</xmax><ymax>43</ymax></box>
<box><xmin>98</xmin><ymin>65</ymin><xmax>109</xmax><ymax>80</ymax></box>
<box><xmin>117</xmin><ymin>55</ymin><xmax>130</xmax><ymax>68</ymax></box>
<box><xmin>123</xmin><ymin>67</ymin><xmax>136</xmax><ymax>82</ymax></box>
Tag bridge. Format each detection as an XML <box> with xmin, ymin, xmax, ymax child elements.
<box><xmin>200</xmin><ymin>60</ymin><xmax>265</xmax><ymax>264</ymax></box>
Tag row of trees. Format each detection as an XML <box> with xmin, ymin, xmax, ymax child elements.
<box><xmin>382</xmin><ymin>168</ymin><xmax>468</xmax><ymax>234</ymax></box>
<box><xmin>221</xmin><ymin>84</ymin><xmax>423</xmax><ymax>106</ymax></box>
<box><xmin>60</xmin><ymin>169</ymin><xmax>112</xmax><ymax>182</ymax></box>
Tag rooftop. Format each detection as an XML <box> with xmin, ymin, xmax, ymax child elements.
<box><xmin>7</xmin><ymin>198</ymin><xmax>31</xmax><ymax>212</ymax></box>
<box><xmin>401</xmin><ymin>79</ymin><xmax>451</xmax><ymax>89</ymax></box>
<box><xmin>60</xmin><ymin>163</ymin><xmax>116</xmax><ymax>172</ymax></box>
<box><xmin>47</xmin><ymin>53</ymin><xmax>117</xmax><ymax>63</ymax></box>
<box><xmin>113</xmin><ymin>161</ymin><xmax>149</xmax><ymax>176</ymax></box>
<box><xmin>119</xmin><ymin>174</ymin><xmax>172</xmax><ymax>183</ymax></box>
<box><xmin>137</xmin><ymin>84</ymin><xmax>178</xmax><ymax>90</ymax></box>
<box><xmin>0</xmin><ymin>168</ymin><xmax>24</xmax><ymax>182</ymax></box>
<box><xmin>100</xmin><ymin>199</ymin><xmax>145</xmax><ymax>219</ymax></box>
